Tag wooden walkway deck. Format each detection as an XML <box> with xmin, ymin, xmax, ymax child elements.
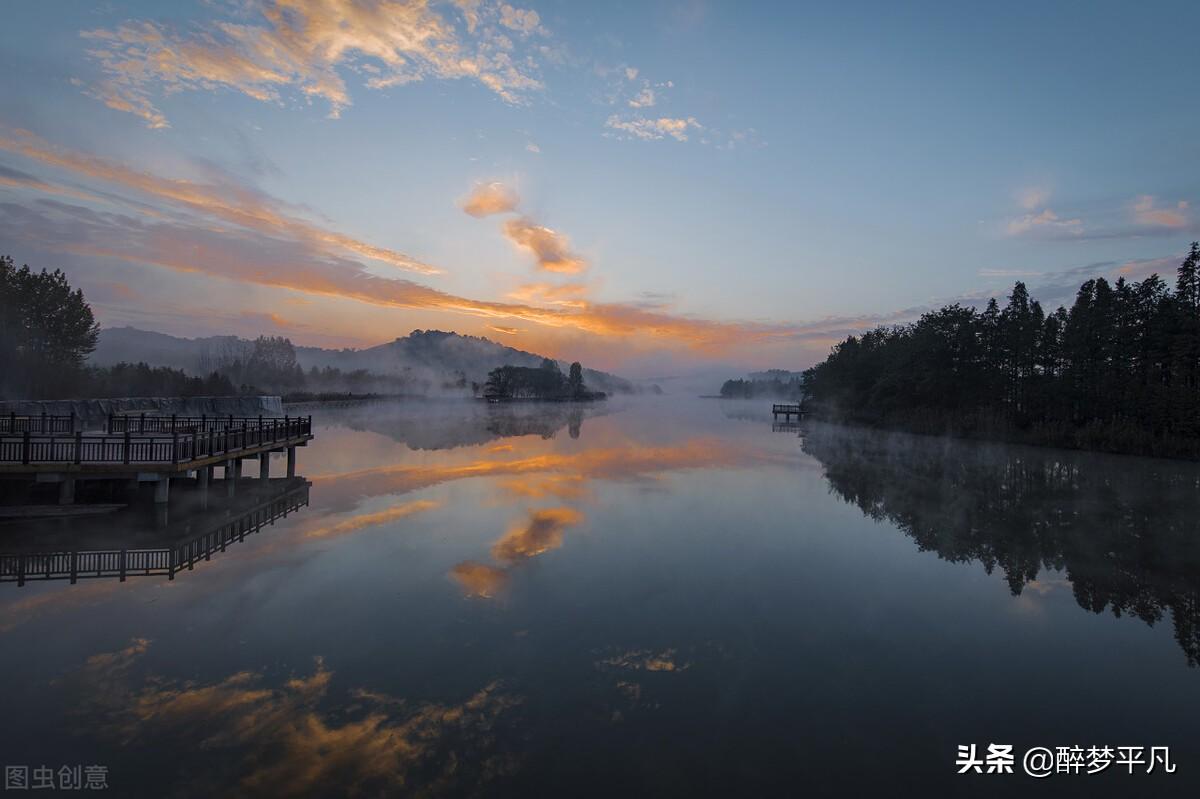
<box><xmin>0</xmin><ymin>416</ymin><xmax>312</xmax><ymax>472</ymax></box>
<box><xmin>0</xmin><ymin>415</ymin><xmax>314</xmax><ymax>505</ymax></box>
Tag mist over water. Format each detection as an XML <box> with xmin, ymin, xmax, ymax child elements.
<box><xmin>1</xmin><ymin>398</ymin><xmax>1198</xmax><ymax>796</ymax></box>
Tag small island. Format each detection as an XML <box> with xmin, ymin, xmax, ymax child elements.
<box><xmin>482</xmin><ymin>359</ymin><xmax>606</xmax><ymax>402</ymax></box>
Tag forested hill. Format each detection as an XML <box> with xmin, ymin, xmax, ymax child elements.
<box><xmin>803</xmin><ymin>242</ymin><xmax>1200</xmax><ymax>458</ymax></box>
<box><xmin>93</xmin><ymin>328</ymin><xmax>640</xmax><ymax>395</ymax></box>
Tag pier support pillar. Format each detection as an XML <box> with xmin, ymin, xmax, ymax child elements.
<box><xmin>225</xmin><ymin>460</ymin><xmax>236</xmax><ymax>497</ymax></box>
<box><xmin>259</xmin><ymin>453</ymin><xmax>270</xmax><ymax>480</ymax></box>
<box><xmin>58</xmin><ymin>477</ymin><xmax>75</xmax><ymax>505</ymax></box>
<box><xmin>197</xmin><ymin>466</ymin><xmax>210</xmax><ymax>509</ymax></box>
<box><xmin>154</xmin><ymin>477</ymin><xmax>170</xmax><ymax>505</ymax></box>
<box><xmin>287</xmin><ymin>446</ymin><xmax>296</xmax><ymax>478</ymax></box>
<box><xmin>233</xmin><ymin>459</ymin><xmax>243</xmax><ymax>479</ymax></box>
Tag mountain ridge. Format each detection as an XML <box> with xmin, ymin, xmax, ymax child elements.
<box><xmin>92</xmin><ymin>327</ymin><xmax>646</xmax><ymax>395</ymax></box>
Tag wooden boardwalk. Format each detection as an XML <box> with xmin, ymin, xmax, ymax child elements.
<box><xmin>0</xmin><ymin>479</ymin><xmax>310</xmax><ymax>586</ymax></box>
<box><xmin>0</xmin><ymin>415</ymin><xmax>313</xmax><ymax>505</ymax></box>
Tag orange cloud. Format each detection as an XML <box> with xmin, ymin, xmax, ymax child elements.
<box><xmin>302</xmin><ymin>499</ymin><xmax>439</xmax><ymax>540</ymax></box>
<box><xmin>461</xmin><ymin>182</ymin><xmax>520</xmax><ymax>217</ymax></box>
<box><xmin>67</xmin><ymin>640</ymin><xmax>522</xmax><ymax>796</ymax></box>
<box><xmin>312</xmin><ymin>438</ymin><xmax>764</xmax><ymax>502</ymax></box>
<box><xmin>502</xmin><ymin>216</ymin><xmax>587</xmax><ymax>273</ymax></box>
<box><xmin>82</xmin><ymin>0</ymin><xmax>547</xmax><ymax>127</ymax></box>
<box><xmin>490</xmin><ymin>507</ymin><xmax>584</xmax><ymax>563</ymax></box>
<box><xmin>0</xmin><ymin>129</ymin><xmax>874</xmax><ymax>354</ymax></box>
<box><xmin>450</xmin><ymin>561</ymin><xmax>510</xmax><ymax>597</ymax></box>
<box><xmin>506</xmin><ymin>282</ymin><xmax>588</xmax><ymax>308</ymax></box>
<box><xmin>499</xmin><ymin>475</ymin><xmax>588</xmax><ymax>500</ymax></box>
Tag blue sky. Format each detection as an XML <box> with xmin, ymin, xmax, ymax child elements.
<box><xmin>1</xmin><ymin>0</ymin><xmax>1197</xmax><ymax>374</ymax></box>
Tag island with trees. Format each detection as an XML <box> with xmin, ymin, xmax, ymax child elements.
<box><xmin>718</xmin><ymin>369</ymin><xmax>804</xmax><ymax>399</ymax></box>
<box><xmin>803</xmin><ymin>242</ymin><xmax>1200</xmax><ymax>458</ymax></box>
<box><xmin>482</xmin><ymin>359</ymin><xmax>606</xmax><ymax>402</ymax></box>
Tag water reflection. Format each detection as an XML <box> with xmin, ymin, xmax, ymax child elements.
<box><xmin>801</xmin><ymin>423</ymin><xmax>1200</xmax><ymax>665</ymax></box>
<box><xmin>337</xmin><ymin>400</ymin><xmax>595</xmax><ymax>450</ymax></box>
<box><xmin>0</xmin><ymin>478</ymin><xmax>310</xmax><ymax>586</ymax></box>
<box><xmin>451</xmin><ymin>507</ymin><xmax>587</xmax><ymax>598</ymax></box>
<box><xmin>61</xmin><ymin>638</ymin><xmax>521</xmax><ymax>798</ymax></box>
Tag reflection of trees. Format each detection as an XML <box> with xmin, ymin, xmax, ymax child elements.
<box><xmin>802</xmin><ymin>424</ymin><xmax>1200</xmax><ymax>666</ymax></box>
<box><xmin>340</xmin><ymin>401</ymin><xmax>595</xmax><ymax>450</ymax></box>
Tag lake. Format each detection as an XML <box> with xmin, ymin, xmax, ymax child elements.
<box><xmin>1</xmin><ymin>398</ymin><xmax>1198</xmax><ymax>797</ymax></box>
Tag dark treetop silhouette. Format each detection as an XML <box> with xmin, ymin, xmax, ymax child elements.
<box><xmin>803</xmin><ymin>243</ymin><xmax>1200</xmax><ymax>458</ymax></box>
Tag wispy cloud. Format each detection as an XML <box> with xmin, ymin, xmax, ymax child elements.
<box><xmin>0</xmin><ymin>127</ymin><xmax>441</xmax><ymax>275</ymax></box>
<box><xmin>1017</xmin><ymin>186</ymin><xmax>1051</xmax><ymax>211</ymax></box>
<box><xmin>506</xmin><ymin>282</ymin><xmax>588</xmax><ymax>308</ymax></box>
<box><xmin>605</xmin><ymin>115</ymin><xmax>701</xmax><ymax>142</ymax></box>
<box><xmin>1133</xmin><ymin>195</ymin><xmax>1190</xmax><ymax>228</ymax></box>
<box><xmin>628</xmin><ymin>86</ymin><xmax>656</xmax><ymax>108</ymax></box>
<box><xmin>80</xmin><ymin>0</ymin><xmax>548</xmax><ymax>128</ymax></box>
<box><xmin>1005</xmin><ymin>207</ymin><xmax>1083</xmax><ymax>238</ymax></box>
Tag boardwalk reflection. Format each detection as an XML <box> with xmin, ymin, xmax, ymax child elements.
<box><xmin>0</xmin><ymin>477</ymin><xmax>310</xmax><ymax>586</ymax></box>
<box><xmin>801</xmin><ymin>424</ymin><xmax>1200</xmax><ymax>665</ymax></box>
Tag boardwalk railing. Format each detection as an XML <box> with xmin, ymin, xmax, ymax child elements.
<box><xmin>0</xmin><ymin>483</ymin><xmax>310</xmax><ymax>585</ymax></box>
<box><xmin>772</xmin><ymin>403</ymin><xmax>804</xmax><ymax>415</ymax></box>
<box><xmin>0</xmin><ymin>416</ymin><xmax>312</xmax><ymax>466</ymax></box>
<box><xmin>0</xmin><ymin>413</ymin><xmax>76</xmax><ymax>435</ymax></box>
<box><xmin>107</xmin><ymin>414</ymin><xmax>291</xmax><ymax>435</ymax></box>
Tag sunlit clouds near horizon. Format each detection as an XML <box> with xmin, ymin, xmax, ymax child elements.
<box><xmin>1</xmin><ymin>0</ymin><xmax>1198</xmax><ymax>375</ymax></box>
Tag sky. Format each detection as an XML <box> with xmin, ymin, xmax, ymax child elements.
<box><xmin>1</xmin><ymin>0</ymin><xmax>1198</xmax><ymax>377</ymax></box>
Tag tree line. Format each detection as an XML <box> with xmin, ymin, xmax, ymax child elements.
<box><xmin>0</xmin><ymin>255</ymin><xmax>401</xmax><ymax>400</ymax></box>
<box><xmin>720</xmin><ymin>373</ymin><xmax>804</xmax><ymax>399</ymax></box>
<box><xmin>803</xmin><ymin>243</ymin><xmax>1200</xmax><ymax>458</ymax></box>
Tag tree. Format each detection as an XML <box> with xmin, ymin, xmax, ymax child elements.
<box><xmin>0</xmin><ymin>255</ymin><xmax>99</xmax><ymax>398</ymax></box>
<box><xmin>567</xmin><ymin>362</ymin><xmax>585</xmax><ymax>398</ymax></box>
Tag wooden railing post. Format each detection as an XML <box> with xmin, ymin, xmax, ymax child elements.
<box><xmin>22</xmin><ymin>431</ymin><xmax>30</xmax><ymax>465</ymax></box>
<box><xmin>40</xmin><ymin>411</ymin><xmax>47</xmax><ymax>433</ymax></box>
<box><xmin>123</xmin><ymin>430</ymin><xmax>131</xmax><ymax>464</ymax></box>
<box><xmin>8</xmin><ymin>411</ymin><xmax>15</xmax><ymax>435</ymax></box>
<box><xmin>74</xmin><ymin>430</ymin><xmax>83</xmax><ymax>465</ymax></box>
<box><xmin>171</xmin><ymin>432</ymin><xmax>179</xmax><ymax>464</ymax></box>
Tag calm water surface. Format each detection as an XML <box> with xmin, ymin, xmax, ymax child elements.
<box><xmin>2</xmin><ymin>398</ymin><xmax>1199</xmax><ymax>797</ymax></box>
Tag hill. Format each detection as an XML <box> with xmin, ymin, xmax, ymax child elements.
<box><xmin>92</xmin><ymin>327</ymin><xmax>643</xmax><ymax>395</ymax></box>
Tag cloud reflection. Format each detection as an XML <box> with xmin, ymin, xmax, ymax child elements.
<box><xmin>66</xmin><ymin>639</ymin><xmax>522</xmax><ymax>797</ymax></box>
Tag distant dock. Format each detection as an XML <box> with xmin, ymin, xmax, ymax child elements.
<box><xmin>771</xmin><ymin>403</ymin><xmax>805</xmax><ymax>421</ymax></box>
<box><xmin>0</xmin><ymin>414</ymin><xmax>313</xmax><ymax>507</ymax></box>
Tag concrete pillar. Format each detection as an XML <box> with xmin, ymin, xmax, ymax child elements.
<box><xmin>58</xmin><ymin>477</ymin><xmax>76</xmax><ymax>505</ymax></box>
<box><xmin>154</xmin><ymin>477</ymin><xmax>170</xmax><ymax>505</ymax></box>
<box><xmin>197</xmin><ymin>466</ymin><xmax>210</xmax><ymax>509</ymax></box>
<box><xmin>259</xmin><ymin>453</ymin><xmax>270</xmax><ymax>480</ymax></box>
<box><xmin>233</xmin><ymin>459</ymin><xmax>243</xmax><ymax>479</ymax></box>
<box><xmin>225</xmin><ymin>460</ymin><xmax>236</xmax><ymax>497</ymax></box>
<box><xmin>286</xmin><ymin>446</ymin><xmax>297</xmax><ymax>478</ymax></box>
